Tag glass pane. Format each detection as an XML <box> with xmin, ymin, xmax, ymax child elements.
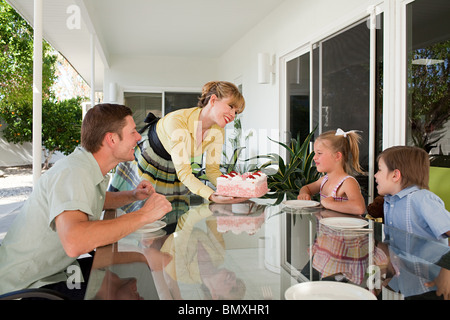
<box><xmin>375</xmin><ymin>14</ymin><xmax>384</xmax><ymax>163</ymax></box>
<box><xmin>318</xmin><ymin>20</ymin><xmax>371</xmax><ymax>199</ymax></box>
<box><xmin>286</xmin><ymin>53</ymin><xmax>310</xmax><ymax>143</ymax></box>
<box><xmin>124</xmin><ymin>92</ymin><xmax>162</xmax><ymax>131</ymax></box>
<box><xmin>164</xmin><ymin>92</ymin><xmax>201</xmax><ymax>114</ymax></box>
<box><xmin>406</xmin><ymin>0</ymin><xmax>450</xmax><ymax>168</ymax></box>
<box><xmin>312</xmin><ymin>45</ymin><xmax>320</xmax><ymax>141</ymax></box>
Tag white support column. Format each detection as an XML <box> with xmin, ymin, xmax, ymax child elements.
<box><xmin>383</xmin><ymin>0</ymin><xmax>411</xmax><ymax>149</ymax></box>
<box><xmin>32</xmin><ymin>0</ymin><xmax>43</xmax><ymax>186</ymax></box>
<box><xmin>90</xmin><ymin>33</ymin><xmax>95</xmax><ymax>109</ymax></box>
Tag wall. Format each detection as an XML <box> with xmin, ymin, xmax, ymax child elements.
<box><xmin>0</xmin><ymin>137</ymin><xmax>66</xmax><ymax>167</ymax></box>
<box><xmin>0</xmin><ymin>138</ymin><xmax>33</xmax><ymax>167</ymax></box>
<box><xmin>103</xmin><ymin>55</ymin><xmax>219</xmax><ymax>103</ymax></box>
<box><xmin>217</xmin><ymin>0</ymin><xmax>379</xmax><ymax>159</ymax></box>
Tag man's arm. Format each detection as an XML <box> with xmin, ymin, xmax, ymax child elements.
<box><xmin>103</xmin><ymin>180</ymin><xmax>155</xmax><ymax>210</ymax></box>
<box><xmin>55</xmin><ymin>192</ymin><xmax>172</xmax><ymax>257</ymax></box>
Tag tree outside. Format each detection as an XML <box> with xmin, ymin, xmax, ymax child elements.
<box><xmin>408</xmin><ymin>40</ymin><xmax>450</xmax><ymax>155</ymax></box>
<box><xmin>0</xmin><ymin>0</ymin><xmax>87</xmax><ymax>167</ymax></box>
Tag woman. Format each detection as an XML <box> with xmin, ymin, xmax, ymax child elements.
<box><xmin>109</xmin><ymin>81</ymin><xmax>247</xmax><ymax>210</ymax></box>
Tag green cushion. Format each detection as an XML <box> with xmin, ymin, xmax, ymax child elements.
<box><xmin>429</xmin><ymin>166</ymin><xmax>450</xmax><ymax>211</ymax></box>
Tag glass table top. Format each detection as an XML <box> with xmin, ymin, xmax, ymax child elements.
<box><xmin>84</xmin><ymin>193</ymin><xmax>450</xmax><ymax>300</ymax></box>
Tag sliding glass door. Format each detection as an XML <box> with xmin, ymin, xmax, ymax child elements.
<box><xmin>285</xmin><ymin>14</ymin><xmax>383</xmax><ymax>203</ymax></box>
<box><xmin>313</xmin><ymin>20</ymin><xmax>372</xmax><ymax>200</ymax></box>
<box><xmin>286</xmin><ymin>52</ymin><xmax>310</xmax><ymax>143</ymax></box>
<box><xmin>406</xmin><ymin>0</ymin><xmax>450</xmax><ymax>167</ymax></box>
<box><xmin>124</xmin><ymin>91</ymin><xmax>200</xmax><ymax>131</ymax></box>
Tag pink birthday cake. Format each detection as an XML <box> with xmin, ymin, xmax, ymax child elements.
<box><xmin>216</xmin><ymin>171</ymin><xmax>268</xmax><ymax>198</ymax></box>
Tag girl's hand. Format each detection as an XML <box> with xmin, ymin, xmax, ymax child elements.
<box><xmin>298</xmin><ymin>193</ymin><xmax>311</xmax><ymax>200</ymax></box>
<box><xmin>298</xmin><ymin>184</ymin><xmax>314</xmax><ymax>200</ymax></box>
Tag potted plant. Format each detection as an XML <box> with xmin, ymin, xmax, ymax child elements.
<box><xmin>249</xmin><ymin>128</ymin><xmax>322</xmax><ymax>204</ymax></box>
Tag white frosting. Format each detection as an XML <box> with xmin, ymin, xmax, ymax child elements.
<box><xmin>216</xmin><ymin>171</ymin><xmax>268</xmax><ymax>197</ymax></box>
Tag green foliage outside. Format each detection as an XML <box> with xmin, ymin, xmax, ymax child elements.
<box><xmin>408</xmin><ymin>40</ymin><xmax>450</xmax><ymax>154</ymax></box>
<box><xmin>0</xmin><ymin>0</ymin><xmax>85</xmax><ymax>167</ymax></box>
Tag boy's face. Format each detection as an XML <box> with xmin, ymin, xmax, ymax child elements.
<box><xmin>374</xmin><ymin>157</ymin><xmax>399</xmax><ymax>196</ymax></box>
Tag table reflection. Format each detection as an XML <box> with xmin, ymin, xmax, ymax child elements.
<box><xmin>381</xmin><ymin>225</ymin><xmax>450</xmax><ymax>299</ymax></box>
<box><xmin>85</xmin><ymin>193</ymin><xmax>450</xmax><ymax>300</ymax></box>
<box><xmin>160</xmin><ymin>203</ymin><xmax>247</xmax><ymax>300</ymax></box>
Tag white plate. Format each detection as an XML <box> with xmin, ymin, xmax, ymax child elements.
<box><xmin>135</xmin><ymin>220</ymin><xmax>167</xmax><ymax>233</ymax></box>
<box><xmin>282</xmin><ymin>200</ymin><xmax>320</xmax><ymax>208</ymax></box>
<box><xmin>320</xmin><ymin>217</ymin><xmax>369</xmax><ymax>229</ymax></box>
<box><xmin>285</xmin><ymin>281</ymin><xmax>376</xmax><ymax>300</ymax></box>
<box><xmin>139</xmin><ymin>229</ymin><xmax>167</xmax><ymax>241</ymax></box>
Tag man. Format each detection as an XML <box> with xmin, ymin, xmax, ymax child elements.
<box><xmin>0</xmin><ymin>104</ymin><xmax>172</xmax><ymax>299</ymax></box>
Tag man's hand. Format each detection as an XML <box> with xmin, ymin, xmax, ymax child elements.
<box><xmin>140</xmin><ymin>193</ymin><xmax>172</xmax><ymax>223</ymax></box>
<box><xmin>133</xmin><ymin>180</ymin><xmax>155</xmax><ymax>201</ymax></box>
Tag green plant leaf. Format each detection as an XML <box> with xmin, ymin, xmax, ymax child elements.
<box><xmin>253</xmin><ymin>127</ymin><xmax>320</xmax><ymax>193</ymax></box>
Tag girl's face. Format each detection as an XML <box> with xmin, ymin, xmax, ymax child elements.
<box><xmin>211</xmin><ymin>95</ymin><xmax>237</xmax><ymax>128</ymax></box>
<box><xmin>374</xmin><ymin>157</ymin><xmax>399</xmax><ymax>196</ymax></box>
<box><xmin>313</xmin><ymin>139</ymin><xmax>339</xmax><ymax>173</ymax></box>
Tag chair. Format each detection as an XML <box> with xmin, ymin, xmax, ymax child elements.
<box><xmin>429</xmin><ymin>166</ymin><xmax>450</xmax><ymax>211</ymax></box>
<box><xmin>0</xmin><ymin>288</ymin><xmax>69</xmax><ymax>300</ymax></box>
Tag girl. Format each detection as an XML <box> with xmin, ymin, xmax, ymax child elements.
<box><xmin>109</xmin><ymin>81</ymin><xmax>247</xmax><ymax>211</ymax></box>
<box><xmin>297</xmin><ymin>129</ymin><xmax>366</xmax><ymax>215</ymax></box>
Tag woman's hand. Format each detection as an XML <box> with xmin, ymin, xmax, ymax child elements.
<box><xmin>209</xmin><ymin>193</ymin><xmax>250</xmax><ymax>204</ymax></box>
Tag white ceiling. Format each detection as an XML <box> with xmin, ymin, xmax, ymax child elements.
<box><xmin>87</xmin><ymin>0</ymin><xmax>285</xmax><ymax>58</ymax></box>
<box><xmin>6</xmin><ymin>0</ymin><xmax>285</xmax><ymax>88</ymax></box>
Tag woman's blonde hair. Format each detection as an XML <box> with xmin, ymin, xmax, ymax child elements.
<box><xmin>377</xmin><ymin>145</ymin><xmax>429</xmax><ymax>189</ymax></box>
<box><xmin>197</xmin><ymin>81</ymin><xmax>245</xmax><ymax>114</ymax></box>
<box><xmin>317</xmin><ymin>130</ymin><xmax>364</xmax><ymax>175</ymax></box>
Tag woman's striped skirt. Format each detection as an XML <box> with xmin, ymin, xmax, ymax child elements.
<box><xmin>108</xmin><ymin>128</ymin><xmax>189</xmax><ymax>213</ymax></box>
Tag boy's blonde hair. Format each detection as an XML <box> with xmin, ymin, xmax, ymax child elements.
<box><xmin>317</xmin><ymin>130</ymin><xmax>364</xmax><ymax>175</ymax></box>
<box><xmin>377</xmin><ymin>145</ymin><xmax>429</xmax><ymax>189</ymax></box>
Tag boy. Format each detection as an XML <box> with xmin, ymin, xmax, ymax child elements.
<box><xmin>374</xmin><ymin>145</ymin><xmax>450</xmax><ymax>242</ymax></box>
